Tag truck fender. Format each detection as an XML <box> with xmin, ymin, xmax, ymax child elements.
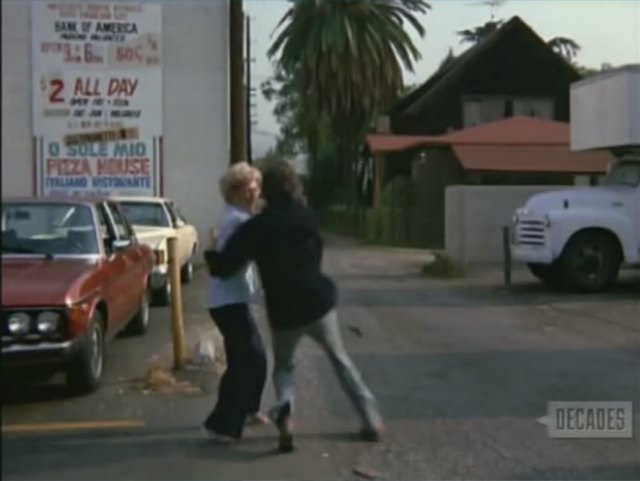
<box><xmin>549</xmin><ymin>209</ymin><xmax>638</xmax><ymax>263</ymax></box>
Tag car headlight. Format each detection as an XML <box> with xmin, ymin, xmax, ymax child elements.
<box><xmin>7</xmin><ymin>312</ymin><xmax>31</xmax><ymax>335</ymax></box>
<box><xmin>36</xmin><ymin>311</ymin><xmax>60</xmax><ymax>334</ymax></box>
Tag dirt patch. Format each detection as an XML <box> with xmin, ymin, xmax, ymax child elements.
<box><xmin>139</xmin><ymin>363</ymin><xmax>202</xmax><ymax>395</ymax></box>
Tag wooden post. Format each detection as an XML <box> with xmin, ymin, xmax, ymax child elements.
<box><xmin>373</xmin><ymin>154</ymin><xmax>385</xmax><ymax>209</ymax></box>
<box><xmin>229</xmin><ymin>0</ymin><xmax>246</xmax><ymax>164</ymax></box>
<box><xmin>167</xmin><ymin>236</ymin><xmax>186</xmax><ymax>369</ymax></box>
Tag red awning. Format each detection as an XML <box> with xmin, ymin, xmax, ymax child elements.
<box><xmin>443</xmin><ymin>117</ymin><xmax>570</xmax><ymax>145</ymax></box>
<box><xmin>366</xmin><ymin>117</ymin><xmax>573</xmax><ymax>154</ymax></box>
<box><xmin>452</xmin><ymin>145</ymin><xmax>614</xmax><ymax>174</ymax></box>
<box><xmin>366</xmin><ymin>134</ymin><xmax>445</xmax><ymax>153</ymax></box>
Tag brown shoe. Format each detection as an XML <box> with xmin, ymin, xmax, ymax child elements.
<box><xmin>269</xmin><ymin>403</ymin><xmax>296</xmax><ymax>453</ymax></box>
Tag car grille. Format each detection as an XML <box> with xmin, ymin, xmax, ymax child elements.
<box><xmin>515</xmin><ymin>219</ymin><xmax>547</xmax><ymax>246</ymax></box>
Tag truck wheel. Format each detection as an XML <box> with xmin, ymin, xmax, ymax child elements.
<box><xmin>560</xmin><ymin>231</ymin><xmax>621</xmax><ymax>292</ymax></box>
<box><xmin>126</xmin><ymin>289</ymin><xmax>150</xmax><ymax>336</ymax></box>
<box><xmin>527</xmin><ymin>263</ymin><xmax>562</xmax><ymax>288</ymax></box>
<box><xmin>67</xmin><ymin>312</ymin><xmax>105</xmax><ymax>395</ymax></box>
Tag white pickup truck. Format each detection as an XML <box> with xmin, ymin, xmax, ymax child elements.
<box><xmin>114</xmin><ymin>196</ymin><xmax>199</xmax><ymax>305</ymax></box>
<box><xmin>512</xmin><ymin>64</ymin><xmax>640</xmax><ymax>292</ymax></box>
<box><xmin>512</xmin><ymin>156</ymin><xmax>639</xmax><ymax>291</ymax></box>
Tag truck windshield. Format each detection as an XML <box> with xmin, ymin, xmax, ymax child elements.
<box><xmin>602</xmin><ymin>162</ymin><xmax>640</xmax><ymax>187</ymax></box>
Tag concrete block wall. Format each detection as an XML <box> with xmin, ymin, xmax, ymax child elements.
<box><xmin>445</xmin><ymin>185</ymin><xmax>566</xmax><ymax>267</ymax></box>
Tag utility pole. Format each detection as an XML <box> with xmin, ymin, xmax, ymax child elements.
<box><xmin>229</xmin><ymin>0</ymin><xmax>246</xmax><ymax>164</ymax></box>
<box><xmin>245</xmin><ymin>14</ymin><xmax>252</xmax><ymax>164</ymax></box>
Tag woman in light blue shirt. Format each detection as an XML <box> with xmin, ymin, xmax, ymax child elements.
<box><xmin>203</xmin><ymin>162</ymin><xmax>268</xmax><ymax>443</ymax></box>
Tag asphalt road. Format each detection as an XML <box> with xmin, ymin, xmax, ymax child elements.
<box><xmin>2</xmin><ymin>237</ymin><xmax>639</xmax><ymax>480</ymax></box>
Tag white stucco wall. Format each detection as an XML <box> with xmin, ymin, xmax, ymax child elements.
<box><xmin>445</xmin><ymin>185</ymin><xmax>567</xmax><ymax>267</ymax></box>
<box><xmin>2</xmin><ymin>2</ymin><xmax>32</xmax><ymax>198</ymax></box>
<box><xmin>1</xmin><ymin>0</ymin><xmax>230</xmax><ymax>257</ymax></box>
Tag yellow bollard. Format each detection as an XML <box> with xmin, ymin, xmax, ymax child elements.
<box><xmin>167</xmin><ymin>236</ymin><xmax>186</xmax><ymax>369</ymax></box>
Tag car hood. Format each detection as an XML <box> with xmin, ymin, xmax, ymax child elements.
<box><xmin>525</xmin><ymin>186</ymin><xmax>637</xmax><ymax>215</ymax></box>
<box><xmin>133</xmin><ymin>225</ymin><xmax>176</xmax><ymax>249</ymax></box>
<box><xmin>1</xmin><ymin>258</ymin><xmax>98</xmax><ymax>307</ymax></box>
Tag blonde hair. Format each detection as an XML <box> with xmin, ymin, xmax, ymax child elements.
<box><xmin>219</xmin><ymin>161</ymin><xmax>262</xmax><ymax>203</ymax></box>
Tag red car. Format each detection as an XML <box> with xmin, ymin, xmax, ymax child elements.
<box><xmin>2</xmin><ymin>197</ymin><xmax>154</xmax><ymax>394</ymax></box>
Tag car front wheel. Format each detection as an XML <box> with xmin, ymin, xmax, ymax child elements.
<box><xmin>152</xmin><ymin>279</ymin><xmax>171</xmax><ymax>306</ymax></box>
<box><xmin>126</xmin><ymin>289</ymin><xmax>150</xmax><ymax>336</ymax></box>
<box><xmin>181</xmin><ymin>258</ymin><xmax>194</xmax><ymax>284</ymax></box>
<box><xmin>67</xmin><ymin>312</ymin><xmax>105</xmax><ymax>394</ymax></box>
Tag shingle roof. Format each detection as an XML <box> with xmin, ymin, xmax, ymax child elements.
<box><xmin>452</xmin><ymin>145</ymin><xmax>613</xmax><ymax>174</ymax></box>
<box><xmin>365</xmin><ymin>116</ymin><xmax>614</xmax><ymax>174</ymax></box>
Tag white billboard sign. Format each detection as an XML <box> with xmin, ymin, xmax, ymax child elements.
<box><xmin>31</xmin><ymin>1</ymin><xmax>163</xmax><ymax>197</ymax></box>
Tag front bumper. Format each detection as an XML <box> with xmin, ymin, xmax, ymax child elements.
<box><xmin>511</xmin><ymin>243</ymin><xmax>554</xmax><ymax>264</ymax></box>
<box><xmin>2</xmin><ymin>338</ymin><xmax>80</xmax><ymax>367</ymax></box>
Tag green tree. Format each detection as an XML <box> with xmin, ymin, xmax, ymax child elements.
<box><xmin>260</xmin><ymin>65</ymin><xmax>306</xmax><ymax>159</ymax></box>
<box><xmin>260</xmin><ymin>64</ymin><xmax>341</xmax><ymax>208</ymax></box>
<box><xmin>457</xmin><ymin>19</ymin><xmax>503</xmax><ymax>45</ymax></box>
<box><xmin>267</xmin><ymin>0</ymin><xmax>430</xmax><ymax>202</ymax></box>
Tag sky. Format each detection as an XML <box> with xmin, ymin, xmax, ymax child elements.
<box><xmin>246</xmin><ymin>0</ymin><xmax>640</xmax><ymax>157</ymax></box>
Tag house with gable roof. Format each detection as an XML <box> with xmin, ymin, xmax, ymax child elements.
<box><xmin>361</xmin><ymin>16</ymin><xmax>613</xmax><ymax>247</ymax></box>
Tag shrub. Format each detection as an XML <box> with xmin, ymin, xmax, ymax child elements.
<box><xmin>421</xmin><ymin>251</ymin><xmax>465</xmax><ymax>278</ymax></box>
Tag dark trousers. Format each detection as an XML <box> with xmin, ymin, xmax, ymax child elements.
<box><xmin>204</xmin><ymin>303</ymin><xmax>267</xmax><ymax>438</ymax></box>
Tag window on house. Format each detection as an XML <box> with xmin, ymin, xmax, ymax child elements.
<box><xmin>462</xmin><ymin>97</ymin><xmax>554</xmax><ymax>127</ymax></box>
<box><xmin>512</xmin><ymin>98</ymin><xmax>554</xmax><ymax>119</ymax></box>
<box><xmin>463</xmin><ymin>100</ymin><xmax>483</xmax><ymax>127</ymax></box>
<box><xmin>462</xmin><ymin>97</ymin><xmax>507</xmax><ymax>127</ymax></box>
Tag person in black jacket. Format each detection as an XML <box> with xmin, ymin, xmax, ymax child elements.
<box><xmin>205</xmin><ymin>160</ymin><xmax>384</xmax><ymax>453</ymax></box>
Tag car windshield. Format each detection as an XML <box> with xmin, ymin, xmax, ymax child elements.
<box><xmin>602</xmin><ymin>162</ymin><xmax>640</xmax><ymax>187</ymax></box>
<box><xmin>1</xmin><ymin>203</ymin><xmax>100</xmax><ymax>256</ymax></box>
<box><xmin>120</xmin><ymin>202</ymin><xmax>171</xmax><ymax>227</ymax></box>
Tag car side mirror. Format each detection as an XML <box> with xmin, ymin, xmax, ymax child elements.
<box><xmin>111</xmin><ymin>239</ymin><xmax>132</xmax><ymax>251</ymax></box>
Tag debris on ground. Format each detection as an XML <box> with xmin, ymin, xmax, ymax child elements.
<box><xmin>353</xmin><ymin>466</ymin><xmax>382</xmax><ymax>479</ymax></box>
<box><xmin>139</xmin><ymin>363</ymin><xmax>202</xmax><ymax>395</ymax></box>
<box><xmin>348</xmin><ymin>325</ymin><xmax>363</xmax><ymax>338</ymax></box>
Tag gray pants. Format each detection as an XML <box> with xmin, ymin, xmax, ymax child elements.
<box><xmin>271</xmin><ymin>310</ymin><xmax>383</xmax><ymax>430</ymax></box>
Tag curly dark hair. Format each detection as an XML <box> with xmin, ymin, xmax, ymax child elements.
<box><xmin>259</xmin><ymin>160</ymin><xmax>302</xmax><ymax>202</ymax></box>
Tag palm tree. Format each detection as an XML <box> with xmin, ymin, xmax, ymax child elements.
<box><xmin>267</xmin><ymin>0</ymin><xmax>430</xmax><ymax>196</ymax></box>
<box><xmin>457</xmin><ymin>19</ymin><xmax>503</xmax><ymax>45</ymax></box>
<box><xmin>547</xmin><ymin>36</ymin><xmax>581</xmax><ymax>62</ymax></box>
